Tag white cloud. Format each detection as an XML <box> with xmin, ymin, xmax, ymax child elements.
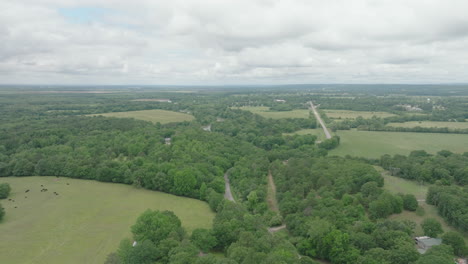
<box><xmin>1</xmin><ymin>0</ymin><xmax>468</xmax><ymax>84</ymax></box>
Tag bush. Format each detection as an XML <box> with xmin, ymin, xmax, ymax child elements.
<box><xmin>421</xmin><ymin>218</ymin><xmax>443</xmax><ymax>237</ymax></box>
<box><xmin>0</xmin><ymin>203</ymin><xmax>4</xmax><ymax>221</ymax></box>
<box><xmin>402</xmin><ymin>194</ymin><xmax>418</xmax><ymax>211</ymax></box>
<box><xmin>0</xmin><ymin>183</ymin><xmax>11</xmax><ymax>199</ymax></box>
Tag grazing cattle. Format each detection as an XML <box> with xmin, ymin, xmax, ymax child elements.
<box><xmin>14</xmin><ymin>206</ymin><xmax>17</xmax><ymax>208</ymax></box>
<box><xmin>25</xmin><ymin>189</ymin><xmax>30</xmax><ymax>193</ymax></box>
<box><xmin>66</xmin><ymin>183</ymin><xmax>69</xmax><ymax>185</ymax></box>
<box><xmin>25</xmin><ymin>196</ymin><xmax>27</xmax><ymax>198</ymax></box>
<box><xmin>41</xmin><ymin>185</ymin><xmax>43</xmax><ymax>187</ymax></box>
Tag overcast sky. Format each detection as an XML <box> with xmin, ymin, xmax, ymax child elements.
<box><xmin>1</xmin><ymin>0</ymin><xmax>468</xmax><ymax>85</ymax></box>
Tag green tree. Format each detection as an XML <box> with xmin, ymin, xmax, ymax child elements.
<box><xmin>0</xmin><ymin>183</ymin><xmax>11</xmax><ymax>199</ymax></box>
<box><xmin>172</xmin><ymin>169</ymin><xmax>197</xmax><ymax>197</ymax></box>
<box><xmin>414</xmin><ymin>244</ymin><xmax>454</xmax><ymax>264</ymax></box>
<box><xmin>191</xmin><ymin>228</ymin><xmax>217</xmax><ymax>252</ymax></box>
<box><xmin>442</xmin><ymin>231</ymin><xmax>467</xmax><ymax>256</ymax></box>
<box><xmin>131</xmin><ymin>210</ymin><xmax>182</xmax><ymax>245</ymax></box>
<box><xmin>402</xmin><ymin>194</ymin><xmax>418</xmax><ymax>211</ymax></box>
<box><xmin>421</xmin><ymin>218</ymin><xmax>443</xmax><ymax>237</ymax></box>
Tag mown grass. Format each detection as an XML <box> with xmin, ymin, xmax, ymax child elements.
<box><xmin>90</xmin><ymin>109</ymin><xmax>194</xmax><ymax>124</ymax></box>
<box><xmin>329</xmin><ymin>129</ymin><xmax>468</xmax><ymax>158</ymax></box>
<box><xmin>387</xmin><ymin>121</ymin><xmax>468</xmax><ymax>129</ymax></box>
<box><xmin>323</xmin><ymin>109</ymin><xmax>396</xmax><ymax>119</ymax></box>
<box><xmin>376</xmin><ymin>166</ymin><xmax>428</xmax><ymax>200</ymax></box>
<box><xmin>235</xmin><ymin>106</ymin><xmax>311</xmax><ymax>119</ymax></box>
<box><xmin>0</xmin><ymin>177</ymin><xmax>214</xmax><ymax>264</ymax></box>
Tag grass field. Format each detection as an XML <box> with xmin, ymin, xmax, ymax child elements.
<box><xmin>387</xmin><ymin>121</ymin><xmax>468</xmax><ymax>129</ymax></box>
<box><xmin>90</xmin><ymin>109</ymin><xmax>194</xmax><ymax>124</ymax></box>
<box><xmin>323</xmin><ymin>109</ymin><xmax>396</xmax><ymax>119</ymax></box>
<box><xmin>283</xmin><ymin>128</ymin><xmax>327</xmax><ymax>141</ymax></box>
<box><xmin>329</xmin><ymin>130</ymin><xmax>468</xmax><ymax>158</ymax></box>
<box><xmin>0</xmin><ymin>177</ymin><xmax>214</xmax><ymax>264</ymax></box>
<box><xmin>235</xmin><ymin>106</ymin><xmax>310</xmax><ymax>119</ymax></box>
<box><xmin>377</xmin><ymin>167</ymin><xmax>468</xmax><ymax>241</ymax></box>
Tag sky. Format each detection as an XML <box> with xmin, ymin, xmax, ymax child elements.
<box><xmin>1</xmin><ymin>0</ymin><xmax>468</xmax><ymax>85</ymax></box>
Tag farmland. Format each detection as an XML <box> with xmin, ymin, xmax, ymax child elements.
<box><xmin>235</xmin><ymin>106</ymin><xmax>311</xmax><ymax>119</ymax></box>
<box><xmin>329</xmin><ymin>129</ymin><xmax>468</xmax><ymax>158</ymax></box>
<box><xmin>0</xmin><ymin>177</ymin><xmax>214</xmax><ymax>264</ymax></box>
<box><xmin>90</xmin><ymin>109</ymin><xmax>194</xmax><ymax>124</ymax></box>
<box><xmin>323</xmin><ymin>109</ymin><xmax>396</xmax><ymax>119</ymax></box>
<box><xmin>387</xmin><ymin>121</ymin><xmax>468</xmax><ymax>129</ymax></box>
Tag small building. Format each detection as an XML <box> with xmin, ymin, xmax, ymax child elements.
<box><xmin>202</xmin><ymin>124</ymin><xmax>211</xmax><ymax>132</ymax></box>
<box><xmin>274</xmin><ymin>99</ymin><xmax>286</xmax><ymax>103</ymax></box>
<box><xmin>164</xmin><ymin>137</ymin><xmax>171</xmax><ymax>145</ymax></box>
<box><xmin>414</xmin><ymin>236</ymin><xmax>442</xmax><ymax>254</ymax></box>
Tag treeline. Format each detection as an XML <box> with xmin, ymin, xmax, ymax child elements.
<box><xmin>427</xmin><ymin>185</ymin><xmax>468</xmax><ymax>232</ymax></box>
<box><xmin>329</xmin><ymin>115</ymin><xmax>468</xmax><ymax>134</ymax></box>
<box><xmin>379</xmin><ymin>150</ymin><xmax>468</xmax><ymax>185</ymax></box>
<box><xmin>270</xmin><ymin>157</ymin><xmax>435</xmax><ymax>263</ymax></box>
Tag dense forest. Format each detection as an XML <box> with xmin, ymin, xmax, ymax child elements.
<box><xmin>1</xmin><ymin>85</ymin><xmax>467</xmax><ymax>264</ymax></box>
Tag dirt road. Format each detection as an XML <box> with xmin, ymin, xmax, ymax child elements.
<box><xmin>267</xmin><ymin>171</ymin><xmax>279</xmax><ymax>212</ymax></box>
<box><xmin>309</xmin><ymin>101</ymin><xmax>332</xmax><ymax>139</ymax></box>
<box><xmin>224</xmin><ymin>172</ymin><xmax>235</xmax><ymax>202</ymax></box>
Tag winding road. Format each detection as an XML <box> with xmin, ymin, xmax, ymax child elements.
<box><xmin>224</xmin><ymin>172</ymin><xmax>235</xmax><ymax>202</ymax></box>
<box><xmin>308</xmin><ymin>101</ymin><xmax>332</xmax><ymax>139</ymax></box>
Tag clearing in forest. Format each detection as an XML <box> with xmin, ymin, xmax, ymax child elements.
<box><xmin>235</xmin><ymin>106</ymin><xmax>310</xmax><ymax>119</ymax></box>
<box><xmin>378</xmin><ymin>167</ymin><xmax>468</xmax><ymax>242</ymax></box>
<box><xmin>329</xmin><ymin>129</ymin><xmax>468</xmax><ymax>158</ymax></box>
<box><xmin>0</xmin><ymin>177</ymin><xmax>214</xmax><ymax>264</ymax></box>
<box><xmin>323</xmin><ymin>109</ymin><xmax>396</xmax><ymax>119</ymax></box>
<box><xmin>89</xmin><ymin>109</ymin><xmax>194</xmax><ymax>124</ymax></box>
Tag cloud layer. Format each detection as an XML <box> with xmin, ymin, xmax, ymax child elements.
<box><xmin>1</xmin><ymin>0</ymin><xmax>468</xmax><ymax>84</ymax></box>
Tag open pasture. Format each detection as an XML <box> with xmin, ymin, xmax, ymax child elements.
<box><xmin>323</xmin><ymin>109</ymin><xmax>396</xmax><ymax>119</ymax></box>
<box><xmin>90</xmin><ymin>109</ymin><xmax>194</xmax><ymax>124</ymax></box>
<box><xmin>236</xmin><ymin>106</ymin><xmax>310</xmax><ymax>119</ymax></box>
<box><xmin>329</xmin><ymin>130</ymin><xmax>468</xmax><ymax>158</ymax></box>
<box><xmin>387</xmin><ymin>121</ymin><xmax>468</xmax><ymax>129</ymax></box>
<box><xmin>0</xmin><ymin>177</ymin><xmax>214</xmax><ymax>264</ymax></box>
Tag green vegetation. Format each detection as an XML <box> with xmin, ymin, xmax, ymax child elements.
<box><xmin>324</xmin><ymin>109</ymin><xmax>396</xmax><ymax>119</ymax></box>
<box><xmin>284</xmin><ymin>128</ymin><xmax>327</xmax><ymax>141</ymax></box>
<box><xmin>0</xmin><ymin>177</ymin><xmax>214</xmax><ymax>264</ymax></box>
<box><xmin>387</xmin><ymin>121</ymin><xmax>468</xmax><ymax>129</ymax></box>
<box><xmin>377</xmin><ymin>167</ymin><xmax>428</xmax><ymax>200</ymax></box>
<box><xmin>235</xmin><ymin>106</ymin><xmax>311</xmax><ymax>119</ymax></box>
<box><xmin>329</xmin><ymin>130</ymin><xmax>468</xmax><ymax>158</ymax></box>
<box><xmin>421</xmin><ymin>218</ymin><xmax>443</xmax><ymax>237</ymax></box>
<box><xmin>1</xmin><ymin>85</ymin><xmax>468</xmax><ymax>263</ymax></box>
<box><xmin>90</xmin><ymin>109</ymin><xmax>194</xmax><ymax>124</ymax></box>
<box><xmin>0</xmin><ymin>183</ymin><xmax>11</xmax><ymax>199</ymax></box>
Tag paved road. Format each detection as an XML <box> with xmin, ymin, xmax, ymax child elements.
<box><xmin>224</xmin><ymin>172</ymin><xmax>235</xmax><ymax>202</ymax></box>
<box><xmin>309</xmin><ymin>101</ymin><xmax>332</xmax><ymax>139</ymax></box>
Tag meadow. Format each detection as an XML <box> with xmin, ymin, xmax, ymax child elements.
<box><xmin>0</xmin><ymin>177</ymin><xmax>214</xmax><ymax>264</ymax></box>
<box><xmin>90</xmin><ymin>109</ymin><xmax>194</xmax><ymax>124</ymax></box>
<box><xmin>329</xmin><ymin>129</ymin><xmax>468</xmax><ymax>158</ymax></box>
<box><xmin>323</xmin><ymin>109</ymin><xmax>396</xmax><ymax>119</ymax></box>
<box><xmin>387</xmin><ymin>121</ymin><xmax>468</xmax><ymax>129</ymax></box>
<box><xmin>235</xmin><ymin>106</ymin><xmax>311</xmax><ymax>119</ymax></box>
